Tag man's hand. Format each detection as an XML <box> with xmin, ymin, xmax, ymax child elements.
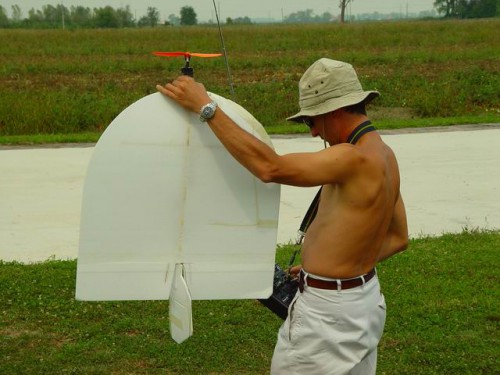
<box><xmin>156</xmin><ymin>76</ymin><xmax>212</xmax><ymax>114</ymax></box>
<box><xmin>288</xmin><ymin>264</ymin><xmax>302</xmax><ymax>279</ymax></box>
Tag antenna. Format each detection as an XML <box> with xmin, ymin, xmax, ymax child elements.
<box><xmin>212</xmin><ymin>0</ymin><xmax>236</xmax><ymax>100</ymax></box>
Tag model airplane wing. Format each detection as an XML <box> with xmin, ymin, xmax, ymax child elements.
<box><xmin>76</xmin><ymin>92</ymin><xmax>280</xmax><ymax>303</ymax></box>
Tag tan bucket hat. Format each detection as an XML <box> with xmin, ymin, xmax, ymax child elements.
<box><xmin>287</xmin><ymin>58</ymin><xmax>379</xmax><ymax>123</ymax></box>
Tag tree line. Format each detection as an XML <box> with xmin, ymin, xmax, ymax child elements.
<box><xmin>0</xmin><ymin>1</ymin><xmax>497</xmax><ymax>29</ymax></box>
<box><xmin>433</xmin><ymin>0</ymin><xmax>498</xmax><ymax>18</ymax></box>
<box><xmin>0</xmin><ymin>4</ymin><xmax>199</xmax><ymax>29</ymax></box>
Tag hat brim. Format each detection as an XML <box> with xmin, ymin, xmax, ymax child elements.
<box><xmin>286</xmin><ymin>90</ymin><xmax>380</xmax><ymax>123</ymax></box>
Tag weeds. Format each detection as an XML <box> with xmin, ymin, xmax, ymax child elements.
<box><xmin>0</xmin><ymin>19</ymin><xmax>499</xmax><ymax>137</ymax></box>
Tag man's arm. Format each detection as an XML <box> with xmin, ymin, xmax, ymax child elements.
<box><xmin>378</xmin><ymin>192</ymin><xmax>409</xmax><ymax>262</ymax></box>
<box><xmin>156</xmin><ymin>76</ymin><xmax>362</xmax><ymax>187</ymax></box>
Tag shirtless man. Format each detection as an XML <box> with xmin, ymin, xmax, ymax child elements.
<box><xmin>157</xmin><ymin>58</ymin><xmax>408</xmax><ymax>374</ymax></box>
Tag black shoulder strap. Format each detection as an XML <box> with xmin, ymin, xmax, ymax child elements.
<box><xmin>287</xmin><ymin>186</ymin><xmax>322</xmax><ymax>267</ymax></box>
<box><xmin>298</xmin><ymin>187</ymin><xmax>322</xmax><ymax>235</ymax></box>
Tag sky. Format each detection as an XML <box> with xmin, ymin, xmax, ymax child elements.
<box><xmin>2</xmin><ymin>0</ymin><xmax>436</xmax><ymax>22</ymax></box>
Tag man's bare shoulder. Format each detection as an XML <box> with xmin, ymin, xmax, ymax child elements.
<box><xmin>318</xmin><ymin>143</ymin><xmax>371</xmax><ymax>182</ymax></box>
<box><xmin>324</xmin><ymin>142</ymin><xmax>367</xmax><ymax>162</ymax></box>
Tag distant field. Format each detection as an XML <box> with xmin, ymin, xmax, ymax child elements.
<box><xmin>0</xmin><ymin>19</ymin><xmax>499</xmax><ymax>139</ymax></box>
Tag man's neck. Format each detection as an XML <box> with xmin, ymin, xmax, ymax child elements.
<box><xmin>338</xmin><ymin>114</ymin><xmax>370</xmax><ymax>144</ymax></box>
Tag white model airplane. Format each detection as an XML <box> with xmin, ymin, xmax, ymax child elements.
<box><xmin>75</xmin><ymin>83</ymin><xmax>281</xmax><ymax>343</ymax></box>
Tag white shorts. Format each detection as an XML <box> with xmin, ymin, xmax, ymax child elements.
<box><xmin>270</xmin><ymin>273</ymin><xmax>386</xmax><ymax>375</ymax></box>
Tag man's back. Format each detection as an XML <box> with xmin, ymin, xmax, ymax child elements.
<box><xmin>301</xmin><ymin>131</ymin><xmax>403</xmax><ymax>279</ymax></box>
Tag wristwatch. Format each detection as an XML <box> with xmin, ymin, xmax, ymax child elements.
<box><xmin>199</xmin><ymin>101</ymin><xmax>218</xmax><ymax>122</ymax></box>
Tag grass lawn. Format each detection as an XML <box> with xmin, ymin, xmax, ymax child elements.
<box><xmin>1</xmin><ymin>230</ymin><xmax>498</xmax><ymax>374</ymax></box>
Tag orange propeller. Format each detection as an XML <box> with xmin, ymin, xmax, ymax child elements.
<box><xmin>152</xmin><ymin>51</ymin><xmax>223</xmax><ymax>58</ymax></box>
<box><xmin>152</xmin><ymin>51</ymin><xmax>223</xmax><ymax>77</ymax></box>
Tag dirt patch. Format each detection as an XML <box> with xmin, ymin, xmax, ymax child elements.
<box><xmin>370</xmin><ymin>107</ymin><xmax>416</xmax><ymax>121</ymax></box>
<box><xmin>0</xmin><ymin>327</ymin><xmax>40</xmax><ymax>338</ymax></box>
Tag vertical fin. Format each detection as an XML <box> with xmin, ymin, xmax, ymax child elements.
<box><xmin>169</xmin><ymin>264</ymin><xmax>193</xmax><ymax>344</ymax></box>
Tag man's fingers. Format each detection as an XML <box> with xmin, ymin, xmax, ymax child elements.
<box><xmin>156</xmin><ymin>84</ymin><xmax>171</xmax><ymax>97</ymax></box>
<box><xmin>288</xmin><ymin>265</ymin><xmax>302</xmax><ymax>276</ymax></box>
<box><xmin>155</xmin><ymin>84</ymin><xmax>165</xmax><ymax>92</ymax></box>
<box><xmin>156</xmin><ymin>82</ymin><xmax>180</xmax><ymax>99</ymax></box>
<box><xmin>156</xmin><ymin>75</ymin><xmax>207</xmax><ymax>113</ymax></box>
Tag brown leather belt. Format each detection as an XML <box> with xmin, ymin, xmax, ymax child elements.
<box><xmin>299</xmin><ymin>268</ymin><xmax>376</xmax><ymax>292</ymax></box>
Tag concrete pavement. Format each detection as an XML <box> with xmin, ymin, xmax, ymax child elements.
<box><xmin>1</xmin><ymin>125</ymin><xmax>499</xmax><ymax>263</ymax></box>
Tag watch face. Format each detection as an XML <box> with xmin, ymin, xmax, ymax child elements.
<box><xmin>201</xmin><ymin>103</ymin><xmax>216</xmax><ymax>121</ymax></box>
<box><xmin>200</xmin><ymin>102</ymin><xmax>217</xmax><ymax>122</ymax></box>
<box><xmin>203</xmin><ymin>107</ymin><xmax>213</xmax><ymax>117</ymax></box>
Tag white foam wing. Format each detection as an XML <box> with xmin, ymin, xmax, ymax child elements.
<box><xmin>76</xmin><ymin>92</ymin><xmax>280</xmax><ymax>301</ymax></box>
